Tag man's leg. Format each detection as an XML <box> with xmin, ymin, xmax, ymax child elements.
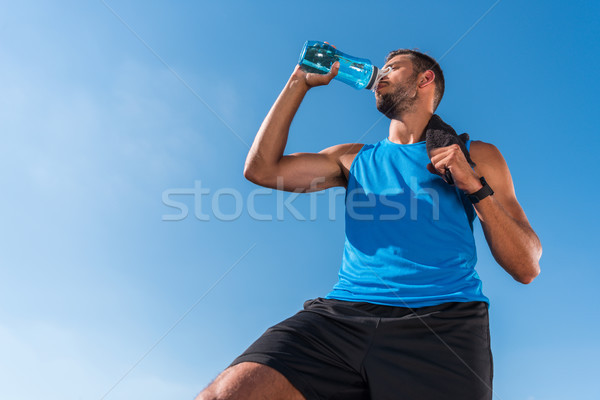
<box><xmin>197</xmin><ymin>298</ymin><xmax>375</xmax><ymax>400</ymax></box>
<box><xmin>365</xmin><ymin>301</ymin><xmax>493</xmax><ymax>400</ymax></box>
<box><xmin>196</xmin><ymin>361</ymin><xmax>305</xmax><ymax>400</ymax></box>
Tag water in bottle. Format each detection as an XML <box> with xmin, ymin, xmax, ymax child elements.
<box><xmin>297</xmin><ymin>40</ymin><xmax>391</xmax><ymax>91</ymax></box>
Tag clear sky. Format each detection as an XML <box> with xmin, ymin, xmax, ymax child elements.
<box><xmin>0</xmin><ymin>1</ymin><xmax>598</xmax><ymax>399</ymax></box>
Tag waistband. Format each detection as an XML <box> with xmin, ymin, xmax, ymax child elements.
<box><xmin>303</xmin><ymin>297</ymin><xmax>488</xmax><ymax>320</ymax></box>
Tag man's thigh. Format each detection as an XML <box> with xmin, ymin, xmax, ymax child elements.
<box><xmin>227</xmin><ymin>299</ymin><xmax>376</xmax><ymax>400</ymax></box>
<box><xmin>196</xmin><ymin>361</ymin><xmax>305</xmax><ymax>400</ymax></box>
<box><xmin>365</xmin><ymin>301</ymin><xmax>493</xmax><ymax>400</ymax></box>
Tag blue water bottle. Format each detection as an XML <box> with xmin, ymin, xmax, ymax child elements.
<box><xmin>297</xmin><ymin>41</ymin><xmax>390</xmax><ymax>91</ymax></box>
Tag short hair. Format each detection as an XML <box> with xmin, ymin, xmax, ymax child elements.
<box><xmin>385</xmin><ymin>49</ymin><xmax>445</xmax><ymax>110</ymax></box>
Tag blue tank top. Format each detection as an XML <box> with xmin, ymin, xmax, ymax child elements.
<box><xmin>325</xmin><ymin>137</ymin><xmax>489</xmax><ymax>307</ymax></box>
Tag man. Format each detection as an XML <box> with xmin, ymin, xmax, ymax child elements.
<box><xmin>197</xmin><ymin>49</ymin><xmax>542</xmax><ymax>400</ymax></box>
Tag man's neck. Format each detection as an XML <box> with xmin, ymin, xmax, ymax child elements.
<box><xmin>387</xmin><ymin>110</ymin><xmax>434</xmax><ymax>145</ymax></box>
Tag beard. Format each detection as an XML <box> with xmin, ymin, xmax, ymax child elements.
<box><xmin>376</xmin><ymin>75</ymin><xmax>419</xmax><ymax>118</ymax></box>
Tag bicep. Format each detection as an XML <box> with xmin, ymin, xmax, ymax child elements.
<box><xmin>273</xmin><ymin>150</ymin><xmax>346</xmax><ymax>192</ymax></box>
<box><xmin>251</xmin><ymin>143</ymin><xmax>359</xmax><ymax>192</ymax></box>
<box><xmin>472</xmin><ymin>142</ymin><xmax>531</xmax><ymax>226</ymax></box>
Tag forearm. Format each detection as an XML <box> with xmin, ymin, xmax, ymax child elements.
<box><xmin>474</xmin><ymin>195</ymin><xmax>542</xmax><ymax>283</ymax></box>
<box><xmin>244</xmin><ymin>76</ymin><xmax>309</xmax><ymax>176</ymax></box>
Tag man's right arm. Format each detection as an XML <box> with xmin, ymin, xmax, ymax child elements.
<box><xmin>243</xmin><ymin>62</ymin><xmax>354</xmax><ymax>193</ymax></box>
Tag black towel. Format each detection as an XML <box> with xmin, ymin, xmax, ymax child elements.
<box><xmin>425</xmin><ymin>114</ymin><xmax>476</xmax><ymax>185</ymax></box>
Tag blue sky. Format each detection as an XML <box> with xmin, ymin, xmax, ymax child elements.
<box><xmin>0</xmin><ymin>1</ymin><xmax>598</xmax><ymax>399</ymax></box>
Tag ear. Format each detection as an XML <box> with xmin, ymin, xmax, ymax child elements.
<box><xmin>418</xmin><ymin>70</ymin><xmax>435</xmax><ymax>88</ymax></box>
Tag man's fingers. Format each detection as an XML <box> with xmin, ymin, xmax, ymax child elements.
<box><xmin>328</xmin><ymin>61</ymin><xmax>340</xmax><ymax>78</ymax></box>
<box><xmin>432</xmin><ymin>154</ymin><xmax>453</xmax><ymax>174</ymax></box>
<box><xmin>317</xmin><ymin>62</ymin><xmax>340</xmax><ymax>85</ymax></box>
<box><xmin>427</xmin><ymin>163</ymin><xmax>441</xmax><ymax>176</ymax></box>
<box><xmin>296</xmin><ymin>61</ymin><xmax>340</xmax><ymax>88</ymax></box>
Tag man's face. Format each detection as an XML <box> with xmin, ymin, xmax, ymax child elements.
<box><xmin>375</xmin><ymin>55</ymin><xmax>420</xmax><ymax>117</ymax></box>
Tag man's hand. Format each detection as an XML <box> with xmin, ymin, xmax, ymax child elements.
<box><xmin>291</xmin><ymin>62</ymin><xmax>340</xmax><ymax>90</ymax></box>
<box><xmin>427</xmin><ymin>144</ymin><xmax>482</xmax><ymax>194</ymax></box>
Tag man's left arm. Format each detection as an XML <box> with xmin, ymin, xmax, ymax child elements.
<box><xmin>428</xmin><ymin>141</ymin><xmax>542</xmax><ymax>284</ymax></box>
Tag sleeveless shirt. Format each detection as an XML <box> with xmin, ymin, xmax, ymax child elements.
<box><xmin>325</xmin><ymin>138</ymin><xmax>489</xmax><ymax>307</ymax></box>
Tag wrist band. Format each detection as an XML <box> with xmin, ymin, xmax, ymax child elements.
<box><xmin>467</xmin><ymin>176</ymin><xmax>494</xmax><ymax>204</ymax></box>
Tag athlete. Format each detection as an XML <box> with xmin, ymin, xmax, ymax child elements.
<box><xmin>197</xmin><ymin>49</ymin><xmax>542</xmax><ymax>400</ymax></box>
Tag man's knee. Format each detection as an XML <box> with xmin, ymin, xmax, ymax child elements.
<box><xmin>196</xmin><ymin>361</ymin><xmax>305</xmax><ymax>400</ymax></box>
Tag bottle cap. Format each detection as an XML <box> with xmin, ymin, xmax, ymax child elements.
<box><xmin>367</xmin><ymin>66</ymin><xmax>392</xmax><ymax>91</ymax></box>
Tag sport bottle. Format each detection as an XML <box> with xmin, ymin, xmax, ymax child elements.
<box><xmin>298</xmin><ymin>40</ymin><xmax>390</xmax><ymax>91</ymax></box>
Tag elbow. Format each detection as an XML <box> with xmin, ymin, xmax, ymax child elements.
<box><xmin>243</xmin><ymin>156</ymin><xmax>262</xmax><ymax>183</ymax></box>
<box><xmin>243</xmin><ymin>156</ymin><xmax>280</xmax><ymax>186</ymax></box>
<box><xmin>517</xmin><ymin>275</ymin><xmax>536</xmax><ymax>285</ymax></box>
<box><xmin>515</xmin><ymin>263</ymin><xmax>541</xmax><ymax>285</ymax></box>
<box><xmin>243</xmin><ymin>164</ymin><xmax>272</xmax><ymax>186</ymax></box>
<box><xmin>243</xmin><ymin>165</ymin><xmax>255</xmax><ymax>181</ymax></box>
<box><xmin>243</xmin><ymin>166</ymin><xmax>262</xmax><ymax>185</ymax></box>
<box><xmin>243</xmin><ymin>149</ymin><xmax>281</xmax><ymax>186</ymax></box>
<box><xmin>517</xmin><ymin>241</ymin><xmax>543</xmax><ymax>285</ymax></box>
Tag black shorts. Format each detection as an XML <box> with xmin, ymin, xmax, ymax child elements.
<box><xmin>230</xmin><ymin>297</ymin><xmax>493</xmax><ymax>400</ymax></box>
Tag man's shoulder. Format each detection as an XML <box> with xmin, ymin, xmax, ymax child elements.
<box><xmin>321</xmin><ymin>142</ymin><xmax>366</xmax><ymax>163</ymax></box>
<box><xmin>468</xmin><ymin>140</ymin><xmax>512</xmax><ymax>194</ymax></box>
<box><xmin>324</xmin><ymin>142</ymin><xmax>366</xmax><ymax>154</ymax></box>
<box><xmin>469</xmin><ymin>139</ymin><xmax>496</xmax><ymax>151</ymax></box>
<box><xmin>469</xmin><ymin>140</ymin><xmax>503</xmax><ymax>167</ymax></box>
<box><xmin>320</xmin><ymin>143</ymin><xmax>366</xmax><ymax>184</ymax></box>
